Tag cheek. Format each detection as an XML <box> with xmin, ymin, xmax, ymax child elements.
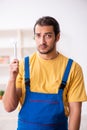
<box><xmin>35</xmin><ymin>40</ymin><xmax>39</xmax><ymax>45</ymax></box>
<box><xmin>47</xmin><ymin>39</ymin><xmax>55</xmax><ymax>46</ymax></box>
<box><xmin>35</xmin><ymin>41</ymin><xmax>40</xmax><ymax>48</ymax></box>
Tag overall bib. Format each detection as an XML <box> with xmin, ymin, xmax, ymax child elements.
<box><xmin>17</xmin><ymin>57</ymin><xmax>73</xmax><ymax>130</ymax></box>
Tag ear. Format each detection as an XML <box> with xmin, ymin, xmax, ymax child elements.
<box><xmin>55</xmin><ymin>33</ymin><xmax>60</xmax><ymax>42</ymax></box>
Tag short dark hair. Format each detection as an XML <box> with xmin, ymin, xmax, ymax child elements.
<box><xmin>34</xmin><ymin>16</ymin><xmax>60</xmax><ymax>36</ymax></box>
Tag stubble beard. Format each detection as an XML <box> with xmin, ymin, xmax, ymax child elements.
<box><xmin>37</xmin><ymin>43</ymin><xmax>56</xmax><ymax>54</ymax></box>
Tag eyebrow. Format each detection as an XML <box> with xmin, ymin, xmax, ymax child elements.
<box><xmin>44</xmin><ymin>32</ymin><xmax>53</xmax><ymax>35</ymax></box>
<box><xmin>35</xmin><ymin>32</ymin><xmax>53</xmax><ymax>35</ymax></box>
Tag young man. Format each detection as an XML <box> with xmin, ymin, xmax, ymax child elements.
<box><xmin>3</xmin><ymin>16</ymin><xmax>87</xmax><ymax>130</ymax></box>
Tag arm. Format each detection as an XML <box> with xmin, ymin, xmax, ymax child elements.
<box><xmin>2</xmin><ymin>59</ymin><xmax>22</xmax><ymax>112</ymax></box>
<box><xmin>68</xmin><ymin>102</ymin><xmax>82</xmax><ymax>130</ymax></box>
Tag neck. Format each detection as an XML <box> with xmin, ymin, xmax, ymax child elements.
<box><xmin>38</xmin><ymin>51</ymin><xmax>59</xmax><ymax>60</ymax></box>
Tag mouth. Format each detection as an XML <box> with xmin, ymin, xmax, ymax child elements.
<box><xmin>39</xmin><ymin>44</ymin><xmax>48</xmax><ymax>49</ymax></box>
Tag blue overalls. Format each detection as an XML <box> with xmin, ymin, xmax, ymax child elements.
<box><xmin>17</xmin><ymin>57</ymin><xmax>73</xmax><ymax>130</ymax></box>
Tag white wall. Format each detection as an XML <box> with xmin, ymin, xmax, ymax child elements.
<box><xmin>0</xmin><ymin>0</ymin><xmax>87</xmax><ymax>114</ymax></box>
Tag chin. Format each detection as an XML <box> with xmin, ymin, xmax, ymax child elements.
<box><xmin>37</xmin><ymin>49</ymin><xmax>47</xmax><ymax>54</ymax></box>
<box><xmin>39</xmin><ymin>50</ymin><xmax>49</xmax><ymax>54</ymax></box>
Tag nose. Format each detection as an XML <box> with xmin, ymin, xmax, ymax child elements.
<box><xmin>40</xmin><ymin>35</ymin><xmax>46</xmax><ymax>44</ymax></box>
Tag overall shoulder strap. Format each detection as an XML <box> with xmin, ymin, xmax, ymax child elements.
<box><xmin>60</xmin><ymin>59</ymin><xmax>73</xmax><ymax>89</ymax></box>
<box><xmin>24</xmin><ymin>56</ymin><xmax>30</xmax><ymax>86</ymax></box>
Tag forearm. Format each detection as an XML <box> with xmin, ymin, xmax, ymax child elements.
<box><xmin>2</xmin><ymin>79</ymin><xmax>19</xmax><ymax>112</ymax></box>
<box><xmin>68</xmin><ymin>102</ymin><xmax>82</xmax><ymax>130</ymax></box>
<box><xmin>68</xmin><ymin>112</ymin><xmax>81</xmax><ymax>130</ymax></box>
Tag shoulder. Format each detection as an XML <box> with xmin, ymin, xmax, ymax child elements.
<box><xmin>60</xmin><ymin>53</ymin><xmax>83</xmax><ymax>73</ymax></box>
<box><xmin>30</xmin><ymin>52</ymin><xmax>37</xmax><ymax>61</ymax></box>
<box><xmin>30</xmin><ymin>52</ymin><xmax>38</xmax><ymax>65</ymax></box>
<box><xmin>70</xmin><ymin>60</ymin><xmax>83</xmax><ymax>77</ymax></box>
<box><xmin>18</xmin><ymin>53</ymin><xmax>37</xmax><ymax>68</ymax></box>
<box><xmin>59</xmin><ymin>53</ymin><xmax>83</xmax><ymax>80</ymax></box>
<box><xmin>19</xmin><ymin>52</ymin><xmax>37</xmax><ymax>66</ymax></box>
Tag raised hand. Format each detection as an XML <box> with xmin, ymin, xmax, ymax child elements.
<box><xmin>9</xmin><ymin>59</ymin><xmax>19</xmax><ymax>80</ymax></box>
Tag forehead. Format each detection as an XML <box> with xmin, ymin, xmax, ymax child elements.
<box><xmin>35</xmin><ymin>25</ymin><xmax>54</xmax><ymax>33</ymax></box>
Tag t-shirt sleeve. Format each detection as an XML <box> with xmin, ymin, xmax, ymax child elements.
<box><xmin>67</xmin><ymin>62</ymin><xmax>87</xmax><ymax>102</ymax></box>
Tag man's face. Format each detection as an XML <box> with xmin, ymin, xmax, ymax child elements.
<box><xmin>34</xmin><ymin>25</ymin><xmax>58</xmax><ymax>54</ymax></box>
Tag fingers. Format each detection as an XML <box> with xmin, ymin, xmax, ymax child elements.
<box><xmin>11</xmin><ymin>59</ymin><xmax>19</xmax><ymax>64</ymax></box>
<box><xmin>10</xmin><ymin>59</ymin><xmax>19</xmax><ymax>75</ymax></box>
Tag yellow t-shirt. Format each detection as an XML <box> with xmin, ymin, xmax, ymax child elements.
<box><xmin>16</xmin><ymin>52</ymin><xmax>87</xmax><ymax>115</ymax></box>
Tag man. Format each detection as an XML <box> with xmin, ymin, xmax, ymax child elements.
<box><xmin>3</xmin><ymin>16</ymin><xmax>87</xmax><ymax>130</ymax></box>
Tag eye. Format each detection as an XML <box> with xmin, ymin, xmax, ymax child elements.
<box><xmin>45</xmin><ymin>34</ymin><xmax>52</xmax><ymax>39</ymax></box>
<box><xmin>35</xmin><ymin>33</ymin><xmax>41</xmax><ymax>39</ymax></box>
